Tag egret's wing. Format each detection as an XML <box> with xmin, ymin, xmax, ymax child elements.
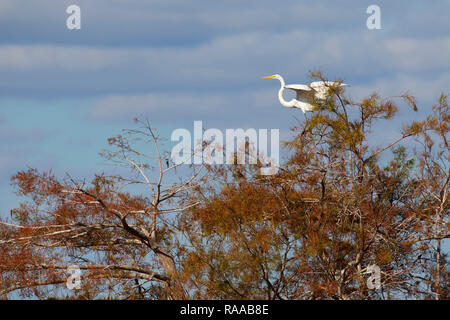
<box><xmin>309</xmin><ymin>81</ymin><xmax>346</xmax><ymax>100</ymax></box>
<box><xmin>284</xmin><ymin>84</ymin><xmax>312</xmax><ymax>101</ymax></box>
<box><xmin>284</xmin><ymin>84</ymin><xmax>311</xmax><ymax>92</ymax></box>
<box><xmin>310</xmin><ymin>81</ymin><xmax>348</xmax><ymax>89</ymax></box>
<box><xmin>310</xmin><ymin>81</ymin><xmax>337</xmax><ymax>87</ymax></box>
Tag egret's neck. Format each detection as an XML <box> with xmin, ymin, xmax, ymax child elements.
<box><xmin>277</xmin><ymin>78</ymin><xmax>289</xmax><ymax>107</ymax></box>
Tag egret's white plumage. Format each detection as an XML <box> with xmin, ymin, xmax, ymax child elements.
<box><xmin>262</xmin><ymin>74</ymin><xmax>348</xmax><ymax>113</ymax></box>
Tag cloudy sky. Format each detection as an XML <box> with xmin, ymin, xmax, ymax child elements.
<box><xmin>1</xmin><ymin>0</ymin><xmax>449</xmax><ymax>216</ymax></box>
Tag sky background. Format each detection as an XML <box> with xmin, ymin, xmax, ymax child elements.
<box><xmin>0</xmin><ymin>0</ymin><xmax>449</xmax><ymax>219</ymax></box>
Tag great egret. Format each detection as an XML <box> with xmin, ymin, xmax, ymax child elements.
<box><xmin>261</xmin><ymin>74</ymin><xmax>348</xmax><ymax>113</ymax></box>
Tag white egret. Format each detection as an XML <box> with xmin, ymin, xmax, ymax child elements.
<box><xmin>261</xmin><ymin>74</ymin><xmax>348</xmax><ymax>113</ymax></box>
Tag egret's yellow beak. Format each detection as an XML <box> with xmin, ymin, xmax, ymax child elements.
<box><xmin>261</xmin><ymin>75</ymin><xmax>275</xmax><ymax>79</ymax></box>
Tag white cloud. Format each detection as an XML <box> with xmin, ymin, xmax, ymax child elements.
<box><xmin>2</xmin><ymin>31</ymin><xmax>448</xmax><ymax>80</ymax></box>
<box><xmin>0</xmin><ymin>0</ymin><xmax>14</xmax><ymax>17</ymax></box>
<box><xmin>350</xmin><ymin>72</ymin><xmax>450</xmax><ymax>103</ymax></box>
<box><xmin>384</xmin><ymin>37</ymin><xmax>450</xmax><ymax>72</ymax></box>
<box><xmin>0</xmin><ymin>2</ymin><xmax>448</xmax><ymax>120</ymax></box>
<box><xmin>0</xmin><ymin>45</ymin><xmax>130</xmax><ymax>71</ymax></box>
<box><xmin>91</xmin><ymin>93</ymin><xmax>227</xmax><ymax>120</ymax></box>
<box><xmin>90</xmin><ymin>88</ymin><xmax>278</xmax><ymax>121</ymax></box>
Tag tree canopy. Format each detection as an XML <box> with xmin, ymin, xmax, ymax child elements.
<box><xmin>1</xmin><ymin>73</ymin><xmax>448</xmax><ymax>300</ymax></box>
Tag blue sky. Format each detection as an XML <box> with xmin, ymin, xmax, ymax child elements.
<box><xmin>1</xmin><ymin>0</ymin><xmax>450</xmax><ymax>217</ymax></box>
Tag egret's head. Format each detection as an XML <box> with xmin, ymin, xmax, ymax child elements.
<box><xmin>261</xmin><ymin>74</ymin><xmax>281</xmax><ymax>80</ymax></box>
